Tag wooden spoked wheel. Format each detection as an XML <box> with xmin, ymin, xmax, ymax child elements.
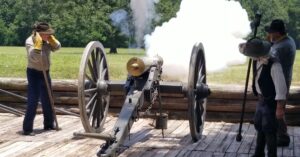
<box><xmin>188</xmin><ymin>42</ymin><xmax>208</xmax><ymax>142</ymax></box>
<box><xmin>78</xmin><ymin>41</ymin><xmax>110</xmax><ymax>133</ymax></box>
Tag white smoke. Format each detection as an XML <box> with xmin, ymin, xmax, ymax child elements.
<box><xmin>144</xmin><ymin>0</ymin><xmax>251</xmax><ymax>82</ymax></box>
<box><xmin>130</xmin><ymin>0</ymin><xmax>159</xmax><ymax>47</ymax></box>
<box><xmin>110</xmin><ymin>9</ymin><xmax>130</xmax><ymax>36</ymax></box>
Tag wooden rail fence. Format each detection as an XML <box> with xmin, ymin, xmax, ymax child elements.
<box><xmin>1</xmin><ymin>77</ymin><xmax>300</xmax><ymax>125</ymax></box>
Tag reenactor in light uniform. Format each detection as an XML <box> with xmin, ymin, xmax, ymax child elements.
<box><xmin>23</xmin><ymin>22</ymin><xmax>61</xmax><ymax>136</ymax></box>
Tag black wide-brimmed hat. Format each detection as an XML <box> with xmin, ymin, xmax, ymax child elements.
<box><xmin>33</xmin><ymin>22</ymin><xmax>55</xmax><ymax>35</ymax></box>
<box><xmin>265</xmin><ymin>19</ymin><xmax>286</xmax><ymax>34</ymax></box>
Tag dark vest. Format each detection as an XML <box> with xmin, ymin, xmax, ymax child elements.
<box><xmin>252</xmin><ymin>59</ymin><xmax>276</xmax><ymax>99</ymax></box>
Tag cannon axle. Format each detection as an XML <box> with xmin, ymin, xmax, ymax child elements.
<box><xmin>195</xmin><ymin>83</ymin><xmax>211</xmax><ymax>100</ymax></box>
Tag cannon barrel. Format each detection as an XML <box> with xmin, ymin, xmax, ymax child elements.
<box><xmin>127</xmin><ymin>55</ymin><xmax>163</xmax><ymax>77</ymax></box>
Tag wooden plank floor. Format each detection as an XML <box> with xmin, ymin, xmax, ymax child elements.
<box><xmin>0</xmin><ymin>113</ymin><xmax>299</xmax><ymax>157</ymax></box>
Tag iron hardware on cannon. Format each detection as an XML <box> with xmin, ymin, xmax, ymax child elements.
<box><xmin>74</xmin><ymin>41</ymin><xmax>211</xmax><ymax>157</ymax></box>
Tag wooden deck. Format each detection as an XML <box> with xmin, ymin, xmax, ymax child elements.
<box><xmin>0</xmin><ymin>113</ymin><xmax>299</xmax><ymax>157</ymax></box>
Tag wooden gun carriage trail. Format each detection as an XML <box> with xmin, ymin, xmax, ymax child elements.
<box><xmin>1</xmin><ymin>41</ymin><xmax>300</xmax><ymax>157</ymax></box>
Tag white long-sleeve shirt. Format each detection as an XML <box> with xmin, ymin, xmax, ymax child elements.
<box><xmin>255</xmin><ymin>59</ymin><xmax>287</xmax><ymax>100</ymax></box>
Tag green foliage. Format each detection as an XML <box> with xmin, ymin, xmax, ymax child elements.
<box><xmin>60</xmin><ymin>1</ymin><xmax>119</xmax><ymax>46</ymax></box>
<box><xmin>155</xmin><ymin>0</ymin><xmax>181</xmax><ymax>26</ymax></box>
<box><xmin>287</xmin><ymin>0</ymin><xmax>300</xmax><ymax>47</ymax></box>
<box><xmin>0</xmin><ymin>0</ymin><xmax>181</xmax><ymax>48</ymax></box>
<box><xmin>0</xmin><ymin>19</ymin><xmax>7</xmax><ymax>44</ymax></box>
<box><xmin>240</xmin><ymin>0</ymin><xmax>288</xmax><ymax>38</ymax></box>
<box><xmin>0</xmin><ymin>0</ymin><xmax>298</xmax><ymax>48</ymax></box>
<box><xmin>240</xmin><ymin>0</ymin><xmax>300</xmax><ymax>47</ymax></box>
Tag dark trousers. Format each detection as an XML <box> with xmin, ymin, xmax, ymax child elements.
<box><xmin>23</xmin><ymin>68</ymin><xmax>54</xmax><ymax>132</ymax></box>
<box><xmin>254</xmin><ymin>132</ymin><xmax>277</xmax><ymax>157</ymax></box>
<box><xmin>277</xmin><ymin>118</ymin><xmax>290</xmax><ymax>146</ymax></box>
<box><xmin>253</xmin><ymin>97</ymin><xmax>277</xmax><ymax>157</ymax></box>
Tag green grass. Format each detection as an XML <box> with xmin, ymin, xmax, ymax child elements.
<box><xmin>0</xmin><ymin>46</ymin><xmax>145</xmax><ymax>80</ymax></box>
<box><xmin>208</xmin><ymin>51</ymin><xmax>300</xmax><ymax>86</ymax></box>
<box><xmin>292</xmin><ymin>51</ymin><xmax>300</xmax><ymax>86</ymax></box>
<box><xmin>0</xmin><ymin>46</ymin><xmax>299</xmax><ymax>85</ymax></box>
<box><xmin>208</xmin><ymin>63</ymin><xmax>252</xmax><ymax>85</ymax></box>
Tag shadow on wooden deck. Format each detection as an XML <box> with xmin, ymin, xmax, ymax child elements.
<box><xmin>0</xmin><ymin>113</ymin><xmax>299</xmax><ymax>157</ymax></box>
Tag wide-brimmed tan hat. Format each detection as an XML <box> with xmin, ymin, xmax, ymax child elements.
<box><xmin>33</xmin><ymin>22</ymin><xmax>55</xmax><ymax>35</ymax></box>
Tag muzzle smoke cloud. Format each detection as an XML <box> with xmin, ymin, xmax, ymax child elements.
<box><xmin>110</xmin><ymin>9</ymin><xmax>130</xmax><ymax>37</ymax></box>
<box><xmin>144</xmin><ymin>0</ymin><xmax>251</xmax><ymax>82</ymax></box>
<box><xmin>130</xmin><ymin>0</ymin><xmax>159</xmax><ymax>47</ymax></box>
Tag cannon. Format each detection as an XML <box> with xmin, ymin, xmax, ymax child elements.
<box><xmin>74</xmin><ymin>41</ymin><xmax>211</xmax><ymax>157</ymax></box>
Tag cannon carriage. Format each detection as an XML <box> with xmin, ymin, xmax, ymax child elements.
<box><xmin>74</xmin><ymin>41</ymin><xmax>211</xmax><ymax>157</ymax></box>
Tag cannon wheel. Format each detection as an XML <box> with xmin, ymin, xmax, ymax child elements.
<box><xmin>78</xmin><ymin>41</ymin><xmax>110</xmax><ymax>133</ymax></box>
<box><xmin>188</xmin><ymin>42</ymin><xmax>207</xmax><ymax>142</ymax></box>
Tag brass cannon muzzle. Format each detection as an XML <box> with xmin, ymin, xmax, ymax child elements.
<box><xmin>127</xmin><ymin>55</ymin><xmax>163</xmax><ymax>77</ymax></box>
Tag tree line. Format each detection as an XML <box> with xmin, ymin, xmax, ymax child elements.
<box><xmin>240</xmin><ymin>0</ymin><xmax>300</xmax><ymax>48</ymax></box>
<box><xmin>0</xmin><ymin>0</ymin><xmax>299</xmax><ymax>48</ymax></box>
